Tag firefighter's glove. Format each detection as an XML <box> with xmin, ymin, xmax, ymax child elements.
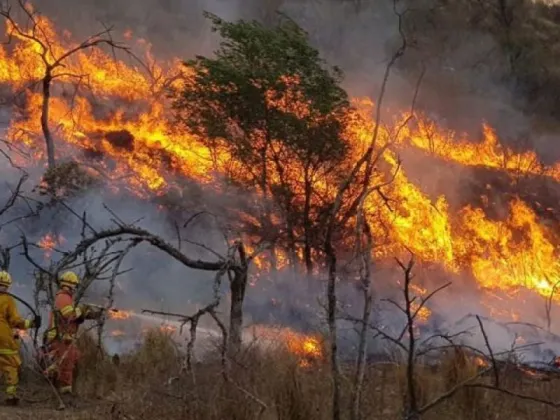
<box><xmin>84</xmin><ymin>305</ymin><xmax>104</xmax><ymax>320</ymax></box>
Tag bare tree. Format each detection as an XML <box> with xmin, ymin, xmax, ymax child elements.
<box><xmin>0</xmin><ymin>0</ymin><xmax>132</xmax><ymax>168</ymax></box>
<box><xmin>22</xmin><ymin>204</ymin><xmax>256</xmax><ymax>355</ymax></box>
<box><xmin>322</xmin><ymin>3</ymin><xmax>409</xmax><ymax>417</ymax></box>
<box><xmin>350</xmin><ymin>208</ymin><xmax>374</xmax><ymax>420</ymax></box>
<box><xmin>0</xmin><ymin>174</ymin><xmax>36</xmax><ymax>277</ymax></box>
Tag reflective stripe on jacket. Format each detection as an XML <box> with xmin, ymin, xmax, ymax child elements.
<box><xmin>46</xmin><ymin>290</ymin><xmax>82</xmax><ymax>343</ymax></box>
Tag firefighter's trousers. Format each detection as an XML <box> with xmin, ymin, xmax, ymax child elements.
<box><xmin>0</xmin><ymin>353</ymin><xmax>20</xmax><ymax>398</ymax></box>
<box><xmin>47</xmin><ymin>341</ymin><xmax>79</xmax><ymax>393</ymax></box>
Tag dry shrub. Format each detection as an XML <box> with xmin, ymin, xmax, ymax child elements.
<box><xmin>436</xmin><ymin>348</ymin><xmax>485</xmax><ymax>419</ymax></box>
<box><xmin>120</xmin><ymin>329</ymin><xmax>180</xmax><ymax>381</ymax></box>
<box><xmin>75</xmin><ymin>332</ymin><xmax>117</xmax><ymax>397</ymax></box>
<box><xmin>440</xmin><ymin>348</ymin><xmax>480</xmax><ymax>386</ymax></box>
<box><xmin>37</xmin><ymin>161</ymin><xmax>98</xmax><ymax>199</ymax></box>
<box><xmin>49</xmin><ymin>331</ymin><xmax>560</xmax><ymax>420</ymax></box>
<box><xmin>393</xmin><ymin>357</ymin><xmax>432</xmax><ymax>411</ymax></box>
<box><xmin>391</xmin><ymin>349</ymin><xmax>485</xmax><ymax>418</ymax></box>
<box><xmin>232</xmin><ymin>344</ymin><xmax>332</xmax><ymax>420</ymax></box>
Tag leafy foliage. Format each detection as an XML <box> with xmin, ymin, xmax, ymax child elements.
<box><xmin>173</xmin><ymin>12</ymin><xmax>350</xmax><ymax>176</ymax></box>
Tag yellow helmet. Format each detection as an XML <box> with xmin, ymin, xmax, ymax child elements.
<box><xmin>0</xmin><ymin>271</ymin><xmax>11</xmax><ymax>287</ymax></box>
<box><xmin>59</xmin><ymin>271</ymin><xmax>80</xmax><ymax>289</ymax></box>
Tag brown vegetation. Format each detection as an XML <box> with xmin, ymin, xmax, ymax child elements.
<box><xmin>3</xmin><ymin>330</ymin><xmax>560</xmax><ymax>420</ymax></box>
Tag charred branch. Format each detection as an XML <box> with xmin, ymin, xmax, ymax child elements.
<box><xmin>476</xmin><ymin>315</ymin><xmax>500</xmax><ymax>388</ymax></box>
<box><xmin>55</xmin><ymin>225</ymin><xmax>227</xmax><ymax>272</ymax></box>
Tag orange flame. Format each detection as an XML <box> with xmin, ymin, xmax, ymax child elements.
<box><xmin>159</xmin><ymin>324</ymin><xmax>177</xmax><ymax>334</ymax></box>
<box><xmin>37</xmin><ymin>233</ymin><xmax>65</xmax><ymax>259</ymax></box>
<box><xmin>474</xmin><ymin>356</ymin><xmax>489</xmax><ymax>368</ymax></box>
<box><xmin>250</xmin><ymin>325</ymin><xmax>324</xmax><ymax>366</ymax></box>
<box><xmin>108</xmin><ymin>310</ymin><xmax>133</xmax><ymax>320</ymax></box>
<box><xmin>15</xmin><ymin>329</ymin><xmax>28</xmax><ymax>339</ymax></box>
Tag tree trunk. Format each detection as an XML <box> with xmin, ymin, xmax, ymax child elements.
<box><xmin>325</xmin><ymin>239</ymin><xmax>341</xmax><ymax>420</ymax></box>
<box><xmin>351</xmin><ymin>221</ymin><xmax>373</xmax><ymax>420</ymax></box>
<box><xmin>285</xmin><ymin>211</ymin><xmax>298</xmax><ymax>273</ymax></box>
<box><xmin>303</xmin><ymin>170</ymin><xmax>313</xmax><ymax>276</ymax></box>
<box><xmin>259</xmin><ymin>141</ymin><xmax>278</xmax><ymax>274</ymax></box>
<box><xmin>41</xmin><ymin>72</ymin><xmax>55</xmax><ymax>169</ymax></box>
<box><xmin>229</xmin><ymin>244</ymin><xmax>248</xmax><ymax>354</ymax></box>
<box><xmin>229</xmin><ymin>268</ymin><xmax>247</xmax><ymax>353</ymax></box>
<box><xmin>496</xmin><ymin>0</ymin><xmax>517</xmax><ymax>74</ymax></box>
<box><xmin>269</xmin><ymin>243</ymin><xmax>278</xmax><ymax>273</ymax></box>
<box><xmin>402</xmin><ymin>260</ymin><xmax>418</xmax><ymax>419</ymax></box>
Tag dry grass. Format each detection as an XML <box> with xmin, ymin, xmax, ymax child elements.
<box><xmin>5</xmin><ymin>331</ymin><xmax>560</xmax><ymax>419</ymax></box>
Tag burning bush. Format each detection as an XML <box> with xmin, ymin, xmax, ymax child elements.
<box><xmin>104</xmin><ymin>129</ymin><xmax>135</xmax><ymax>151</ymax></box>
<box><xmin>37</xmin><ymin>161</ymin><xmax>98</xmax><ymax>199</ymax></box>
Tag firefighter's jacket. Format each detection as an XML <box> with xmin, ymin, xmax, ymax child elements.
<box><xmin>46</xmin><ymin>290</ymin><xmax>84</xmax><ymax>343</ymax></box>
<box><xmin>0</xmin><ymin>294</ymin><xmax>31</xmax><ymax>357</ymax></box>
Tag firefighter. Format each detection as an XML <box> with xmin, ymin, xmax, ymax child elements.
<box><xmin>44</xmin><ymin>271</ymin><xmax>103</xmax><ymax>401</ymax></box>
<box><xmin>0</xmin><ymin>271</ymin><xmax>41</xmax><ymax>405</ymax></box>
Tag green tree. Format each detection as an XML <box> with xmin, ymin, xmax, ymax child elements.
<box><xmin>172</xmin><ymin>12</ymin><xmax>351</xmax><ymax>275</ymax></box>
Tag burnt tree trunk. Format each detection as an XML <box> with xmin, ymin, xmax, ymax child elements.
<box><xmin>41</xmin><ymin>71</ymin><xmax>55</xmax><ymax>169</ymax></box>
<box><xmin>303</xmin><ymin>169</ymin><xmax>314</xmax><ymax>276</ymax></box>
<box><xmin>285</xmin><ymin>210</ymin><xmax>298</xmax><ymax>273</ymax></box>
<box><xmin>402</xmin><ymin>259</ymin><xmax>419</xmax><ymax>420</ymax></box>
<box><xmin>351</xmin><ymin>220</ymin><xmax>374</xmax><ymax>420</ymax></box>
<box><xmin>259</xmin><ymin>140</ymin><xmax>278</xmax><ymax>274</ymax></box>
<box><xmin>270</xmin><ymin>150</ymin><xmax>297</xmax><ymax>274</ymax></box>
<box><xmin>228</xmin><ymin>244</ymin><xmax>248</xmax><ymax>354</ymax></box>
<box><xmin>325</xmin><ymin>237</ymin><xmax>341</xmax><ymax>420</ymax></box>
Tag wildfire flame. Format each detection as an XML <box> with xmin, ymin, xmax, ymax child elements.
<box><xmin>108</xmin><ymin>310</ymin><xmax>132</xmax><ymax>320</ymax></box>
<box><xmin>0</xmin><ymin>6</ymin><xmax>559</xmax><ymax>326</ymax></box>
<box><xmin>37</xmin><ymin>233</ymin><xmax>65</xmax><ymax>259</ymax></box>
<box><xmin>159</xmin><ymin>324</ymin><xmax>177</xmax><ymax>334</ymax></box>
<box><xmin>249</xmin><ymin>325</ymin><xmax>324</xmax><ymax>366</ymax></box>
<box><xmin>474</xmin><ymin>356</ymin><xmax>489</xmax><ymax>368</ymax></box>
<box><xmin>15</xmin><ymin>329</ymin><xmax>28</xmax><ymax>339</ymax></box>
<box><xmin>107</xmin><ymin>310</ymin><xmax>323</xmax><ymax>366</ymax></box>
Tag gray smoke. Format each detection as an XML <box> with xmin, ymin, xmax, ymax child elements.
<box><xmin>31</xmin><ymin>0</ymin><xmax>534</xmax><ymax>134</ymax></box>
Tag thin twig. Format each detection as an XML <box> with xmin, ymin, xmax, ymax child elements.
<box><xmin>476</xmin><ymin>315</ymin><xmax>500</xmax><ymax>388</ymax></box>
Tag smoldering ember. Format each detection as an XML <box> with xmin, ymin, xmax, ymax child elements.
<box><xmin>0</xmin><ymin>0</ymin><xmax>560</xmax><ymax>418</ymax></box>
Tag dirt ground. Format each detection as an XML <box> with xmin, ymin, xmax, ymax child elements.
<box><xmin>0</xmin><ymin>401</ymin><xmax>116</xmax><ymax>420</ymax></box>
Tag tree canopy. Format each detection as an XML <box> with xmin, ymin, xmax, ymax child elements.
<box><xmin>172</xmin><ymin>12</ymin><xmax>354</xmax><ymax>273</ymax></box>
